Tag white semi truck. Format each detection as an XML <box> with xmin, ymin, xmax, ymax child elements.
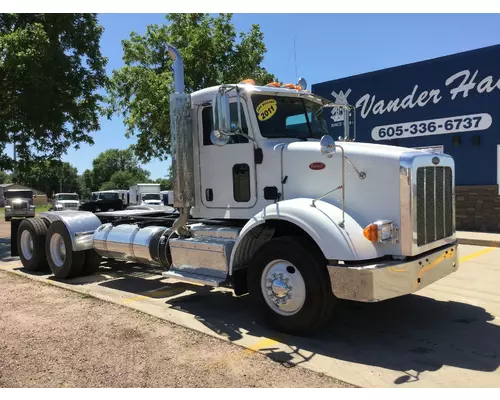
<box><xmin>129</xmin><ymin>183</ymin><xmax>162</xmax><ymax>206</ymax></box>
<box><xmin>14</xmin><ymin>45</ymin><xmax>458</xmax><ymax>335</ymax></box>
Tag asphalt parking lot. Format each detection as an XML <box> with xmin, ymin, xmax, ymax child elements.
<box><xmin>1</xmin><ymin>218</ymin><xmax>499</xmax><ymax>387</ymax></box>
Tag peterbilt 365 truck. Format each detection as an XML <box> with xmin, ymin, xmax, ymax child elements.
<box><xmin>13</xmin><ymin>45</ymin><xmax>458</xmax><ymax>335</ymax></box>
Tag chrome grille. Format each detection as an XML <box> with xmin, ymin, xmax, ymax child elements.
<box><xmin>13</xmin><ymin>202</ymin><xmax>28</xmax><ymax>211</ymax></box>
<box><xmin>416</xmin><ymin>166</ymin><xmax>453</xmax><ymax>246</ymax></box>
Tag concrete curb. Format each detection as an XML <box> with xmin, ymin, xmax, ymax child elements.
<box><xmin>457</xmin><ymin>238</ymin><xmax>500</xmax><ymax>248</ymax></box>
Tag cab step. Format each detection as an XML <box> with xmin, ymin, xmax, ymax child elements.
<box><xmin>162</xmin><ymin>270</ymin><xmax>226</xmax><ymax>287</ymax></box>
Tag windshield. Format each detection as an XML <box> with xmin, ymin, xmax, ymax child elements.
<box><xmin>6</xmin><ymin>191</ymin><xmax>32</xmax><ymax>199</ymax></box>
<box><xmin>142</xmin><ymin>193</ymin><xmax>161</xmax><ymax>201</ymax></box>
<box><xmin>252</xmin><ymin>94</ymin><xmax>329</xmax><ymax>139</ymax></box>
<box><xmin>56</xmin><ymin>194</ymin><xmax>79</xmax><ymax>201</ymax></box>
<box><xmin>98</xmin><ymin>192</ymin><xmax>119</xmax><ymax>200</ymax></box>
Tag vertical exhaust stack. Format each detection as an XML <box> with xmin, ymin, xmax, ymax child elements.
<box><xmin>167</xmin><ymin>45</ymin><xmax>194</xmax><ymax>236</ymax></box>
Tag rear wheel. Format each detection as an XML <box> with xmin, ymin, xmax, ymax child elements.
<box><xmin>17</xmin><ymin>218</ymin><xmax>49</xmax><ymax>271</ymax></box>
<box><xmin>45</xmin><ymin>221</ymin><xmax>85</xmax><ymax>279</ymax></box>
<box><xmin>248</xmin><ymin>236</ymin><xmax>335</xmax><ymax>336</ymax></box>
<box><xmin>41</xmin><ymin>214</ymin><xmax>61</xmax><ymax>228</ymax></box>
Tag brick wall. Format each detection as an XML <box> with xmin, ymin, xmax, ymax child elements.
<box><xmin>455</xmin><ymin>185</ymin><xmax>500</xmax><ymax>232</ymax></box>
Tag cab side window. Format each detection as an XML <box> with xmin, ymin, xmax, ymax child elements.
<box><xmin>202</xmin><ymin>103</ymin><xmax>249</xmax><ymax>146</ymax></box>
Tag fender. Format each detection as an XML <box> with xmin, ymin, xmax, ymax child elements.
<box><xmin>39</xmin><ymin>211</ymin><xmax>102</xmax><ymax>251</ymax></box>
<box><xmin>229</xmin><ymin>198</ymin><xmax>384</xmax><ymax>275</ymax></box>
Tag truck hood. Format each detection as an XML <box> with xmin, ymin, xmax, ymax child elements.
<box><xmin>280</xmin><ymin>140</ymin><xmax>432</xmax><ymax>229</ymax></box>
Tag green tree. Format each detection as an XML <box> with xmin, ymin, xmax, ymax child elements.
<box><xmin>155</xmin><ymin>164</ymin><xmax>173</xmax><ymax>190</ymax></box>
<box><xmin>100</xmin><ymin>170</ymin><xmax>149</xmax><ymax>190</ymax></box>
<box><xmin>16</xmin><ymin>160</ymin><xmax>80</xmax><ymax>197</ymax></box>
<box><xmin>0</xmin><ymin>13</ymin><xmax>108</xmax><ymax>171</ymax></box>
<box><xmin>0</xmin><ymin>170</ymin><xmax>12</xmax><ymax>184</ymax></box>
<box><xmin>108</xmin><ymin>13</ymin><xmax>276</xmax><ymax>163</ymax></box>
<box><xmin>79</xmin><ymin>169</ymin><xmax>94</xmax><ymax>199</ymax></box>
<box><xmin>90</xmin><ymin>147</ymin><xmax>151</xmax><ymax>190</ymax></box>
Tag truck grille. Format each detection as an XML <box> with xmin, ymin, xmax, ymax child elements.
<box><xmin>13</xmin><ymin>202</ymin><xmax>28</xmax><ymax>211</ymax></box>
<box><xmin>416</xmin><ymin>166</ymin><xmax>453</xmax><ymax>246</ymax></box>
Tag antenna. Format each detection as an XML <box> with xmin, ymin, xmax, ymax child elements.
<box><xmin>293</xmin><ymin>35</ymin><xmax>298</xmax><ymax>82</ymax></box>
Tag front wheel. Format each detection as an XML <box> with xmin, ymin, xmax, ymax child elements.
<box><xmin>247</xmin><ymin>236</ymin><xmax>335</xmax><ymax>336</ymax></box>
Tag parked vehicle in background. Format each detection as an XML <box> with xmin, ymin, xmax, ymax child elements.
<box><xmin>4</xmin><ymin>189</ymin><xmax>35</xmax><ymax>221</ymax></box>
<box><xmin>160</xmin><ymin>190</ymin><xmax>174</xmax><ymax>206</ymax></box>
<box><xmin>129</xmin><ymin>184</ymin><xmax>162</xmax><ymax>206</ymax></box>
<box><xmin>50</xmin><ymin>193</ymin><xmax>81</xmax><ymax>211</ymax></box>
<box><xmin>79</xmin><ymin>190</ymin><xmax>124</xmax><ymax>213</ymax></box>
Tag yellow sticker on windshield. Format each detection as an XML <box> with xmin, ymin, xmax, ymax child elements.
<box><xmin>256</xmin><ymin>99</ymin><xmax>277</xmax><ymax>121</ymax></box>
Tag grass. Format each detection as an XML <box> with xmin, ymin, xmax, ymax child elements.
<box><xmin>0</xmin><ymin>204</ymin><xmax>51</xmax><ymax>216</ymax></box>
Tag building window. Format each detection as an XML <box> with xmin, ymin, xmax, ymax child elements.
<box><xmin>471</xmin><ymin>135</ymin><xmax>481</xmax><ymax>146</ymax></box>
<box><xmin>452</xmin><ymin>135</ymin><xmax>461</xmax><ymax>146</ymax></box>
<box><xmin>232</xmin><ymin>163</ymin><xmax>251</xmax><ymax>202</ymax></box>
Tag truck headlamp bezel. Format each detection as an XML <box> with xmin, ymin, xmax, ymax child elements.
<box><xmin>363</xmin><ymin>220</ymin><xmax>399</xmax><ymax>244</ymax></box>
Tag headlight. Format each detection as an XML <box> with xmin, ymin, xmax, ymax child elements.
<box><xmin>363</xmin><ymin>220</ymin><xmax>399</xmax><ymax>244</ymax></box>
<box><xmin>5</xmin><ymin>205</ymin><xmax>11</xmax><ymax>209</ymax></box>
<box><xmin>56</xmin><ymin>203</ymin><xmax>63</xmax><ymax>209</ymax></box>
<box><xmin>30</xmin><ymin>205</ymin><xmax>35</xmax><ymax>210</ymax></box>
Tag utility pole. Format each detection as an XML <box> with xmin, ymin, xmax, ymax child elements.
<box><xmin>12</xmin><ymin>139</ymin><xmax>16</xmax><ymax>183</ymax></box>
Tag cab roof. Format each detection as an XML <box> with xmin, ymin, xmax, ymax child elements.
<box><xmin>191</xmin><ymin>84</ymin><xmax>333</xmax><ymax>106</ymax></box>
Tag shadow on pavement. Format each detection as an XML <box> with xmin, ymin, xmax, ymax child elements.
<box><xmin>88</xmin><ymin>262</ymin><xmax>500</xmax><ymax>385</ymax></box>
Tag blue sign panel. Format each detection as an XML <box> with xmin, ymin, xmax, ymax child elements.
<box><xmin>312</xmin><ymin>45</ymin><xmax>500</xmax><ymax>185</ymax></box>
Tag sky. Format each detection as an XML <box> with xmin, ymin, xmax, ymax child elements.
<box><xmin>7</xmin><ymin>13</ymin><xmax>500</xmax><ymax>179</ymax></box>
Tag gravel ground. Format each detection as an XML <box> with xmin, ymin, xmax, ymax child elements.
<box><xmin>0</xmin><ymin>271</ymin><xmax>354</xmax><ymax>388</ymax></box>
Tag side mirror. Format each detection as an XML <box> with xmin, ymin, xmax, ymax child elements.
<box><xmin>212</xmin><ymin>85</ymin><xmax>243</xmax><ymax>146</ymax></box>
<box><xmin>213</xmin><ymin>89</ymin><xmax>232</xmax><ymax>137</ymax></box>
<box><xmin>320</xmin><ymin>135</ymin><xmax>336</xmax><ymax>158</ymax></box>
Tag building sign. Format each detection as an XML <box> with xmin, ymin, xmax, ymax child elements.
<box><xmin>312</xmin><ymin>45</ymin><xmax>500</xmax><ymax>186</ymax></box>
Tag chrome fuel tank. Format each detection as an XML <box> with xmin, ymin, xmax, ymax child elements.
<box><xmin>93</xmin><ymin>223</ymin><xmax>168</xmax><ymax>265</ymax></box>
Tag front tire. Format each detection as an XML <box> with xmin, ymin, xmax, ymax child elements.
<box><xmin>247</xmin><ymin>236</ymin><xmax>335</xmax><ymax>336</ymax></box>
<box><xmin>45</xmin><ymin>221</ymin><xmax>85</xmax><ymax>279</ymax></box>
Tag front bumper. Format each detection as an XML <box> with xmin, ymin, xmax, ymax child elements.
<box><xmin>327</xmin><ymin>243</ymin><xmax>458</xmax><ymax>302</ymax></box>
<box><xmin>5</xmin><ymin>209</ymin><xmax>35</xmax><ymax>218</ymax></box>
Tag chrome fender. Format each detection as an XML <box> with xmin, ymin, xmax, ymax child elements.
<box><xmin>39</xmin><ymin>211</ymin><xmax>102</xmax><ymax>251</ymax></box>
<box><xmin>229</xmin><ymin>198</ymin><xmax>382</xmax><ymax>275</ymax></box>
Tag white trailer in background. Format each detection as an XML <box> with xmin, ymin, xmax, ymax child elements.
<box><xmin>160</xmin><ymin>190</ymin><xmax>174</xmax><ymax>206</ymax></box>
<box><xmin>129</xmin><ymin>183</ymin><xmax>162</xmax><ymax>206</ymax></box>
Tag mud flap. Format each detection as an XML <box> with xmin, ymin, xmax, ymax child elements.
<box><xmin>10</xmin><ymin>218</ymin><xmax>22</xmax><ymax>257</ymax></box>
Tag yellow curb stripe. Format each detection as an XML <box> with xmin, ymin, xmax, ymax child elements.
<box><xmin>245</xmin><ymin>337</ymin><xmax>279</xmax><ymax>354</ymax></box>
<box><xmin>459</xmin><ymin>247</ymin><xmax>495</xmax><ymax>264</ymax></box>
<box><xmin>121</xmin><ymin>294</ymin><xmax>147</xmax><ymax>304</ymax></box>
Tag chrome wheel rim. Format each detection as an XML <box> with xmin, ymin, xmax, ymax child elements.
<box><xmin>49</xmin><ymin>233</ymin><xmax>66</xmax><ymax>268</ymax></box>
<box><xmin>20</xmin><ymin>230</ymin><xmax>34</xmax><ymax>260</ymax></box>
<box><xmin>261</xmin><ymin>259</ymin><xmax>306</xmax><ymax>316</ymax></box>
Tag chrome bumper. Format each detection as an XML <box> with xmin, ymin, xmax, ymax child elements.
<box><xmin>5</xmin><ymin>210</ymin><xmax>35</xmax><ymax>217</ymax></box>
<box><xmin>327</xmin><ymin>243</ymin><xmax>458</xmax><ymax>302</ymax></box>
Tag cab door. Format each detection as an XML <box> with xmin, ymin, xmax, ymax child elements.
<box><xmin>198</xmin><ymin>99</ymin><xmax>257</xmax><ymax>209</ymax></box>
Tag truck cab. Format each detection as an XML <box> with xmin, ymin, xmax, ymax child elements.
<box><xmin>79</xmin><ymin>190</ymin><xmax>124</xmax><ymax>212</ymax></box>
<box><xmin>4</xmin><ymin>189</ymin><xmax>35</xmax><ymax>221</ymax></box>
<box><xmin>51</xmin><ymin>193</ymin><xmax>80</xmax><ymax>211</ymax></box>
<box><xmin>141</xmin><ymin>193</ymin><xmax>163</xmax><ymax>206</ymax></box>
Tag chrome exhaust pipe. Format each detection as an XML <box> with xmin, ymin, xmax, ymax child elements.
<box><xmin>167</xmin><ymin>44</ymin><xmax>194</xmax><ymax>237</ymax></box>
